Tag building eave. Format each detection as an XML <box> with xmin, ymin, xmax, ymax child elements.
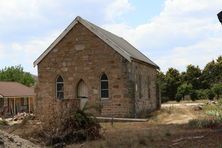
<box><xmin>131</xmin><ymin>58</ymin><xmax>160</xmax><ymax>70</ymax></box>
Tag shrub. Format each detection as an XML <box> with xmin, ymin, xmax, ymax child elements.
<box><xmin>189</xmin><ymin>99</ymin><xmax>222</xmax><ymax>129</ymax></box>
<box><xmin>204</xmin><ymin>99</ymin><xmax>222</xmax><ymax>120</ymax></box>
<box><xmin>190</xmin><ymin>90</ymin><xmax>198</xmax><ymax>101</ymax></box>
<box><xmin>212</xmin><ymin>83</ymin><xmax>222</xmax><ymax>99</ymax></box>
<box><xmin>196</xmin><ymin>89</ymin><xmax>207</xmax><ymax>99</ymax></box>
<box><xmin>204</xmin><ymin>89</ymin><xmax>215</xmax><ymax>100</ymax></box>
<box><xmin>60</xmin><ymin>109</ymin><xmax>100</xmax><ymax>141</ymax></box>
<box><xmin>188</xmin><ymin>117</ymin><xmax>221</xmax><ymax>128</ymax></box>
<box><xmin>175</xmin><ymin>93</ymin><xmax>182</xmax><ymax>102</ymax></box>
<box><xmin>39</xmin><ymin>104</ymin><xmax>101</xmax><ymax>146</ymax></box>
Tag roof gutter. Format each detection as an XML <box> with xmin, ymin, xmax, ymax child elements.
<box><xmin>131</xmin><ymin>58</ymin><xmax>160</xmax><ymax>70</ymax></box>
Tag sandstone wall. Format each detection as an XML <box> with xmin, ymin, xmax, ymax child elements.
<box><xmin>36</xmin><ymin>23</ymin><xmax>133</xmax><ymax>117</ymax></box>
<box><xmin>129</xmin><ymin>60</ymin><xmax>159</xmax><ymax>117</ymax></box>
<box><xmin>36</xmin><ymin>22</ymin><xmax>159</xmax><ymax>118</ymax></box>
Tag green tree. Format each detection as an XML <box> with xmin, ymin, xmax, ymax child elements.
<box><xmin>212</xmin><ymin>83</ymin><xmax>222</xmax><ymax>99</ymax></box>
<box><xmin>215</xmin><ymin>56</ymin><xmax>222</xmax><ymax>83</ymax></box>
<box><xmin>157</xmin><ymin>72</ymin><xmax>168</xmax><ymax>102</ymax></box>
<box><xmin>201</xmin><ymin>61</ymin><xmax>215</xmax><ymax>88</ymax></box>
<box><xmin>157</xmin><ymin>55</ymin><xmax>222</xmax><ymax>102</ymax></box>
<box><xmin>202</xmin><ymin>56</ymin><xmax>222</xmax><ymax>88</ymax></box>
<box><xmin>176</xmin><ymin>83</ymin><xmax>193</xmax><ymax>101</ymax></box>
<box><xmin>0</xmin><ymin>65</ymin><xmax>35</xmax><ymax>87</ymax></box>
<box><xmin>184</xmin><ymin>65</ymin><xmax>202</xmax><ymax>89</ymax></box>
<box><xmin>165</xmin><ymin>68</ymin><xmax>181</xmax><ymax>100</ymax></box>
<box><xmin>196</xmin><ymin>89</ymin><xmax>207</xmax><ymax>99</ymax></box>
<box><xmin>190</xmin><ymin>90</ymin><xmax>198</xmax><ymax>101</ymax></box>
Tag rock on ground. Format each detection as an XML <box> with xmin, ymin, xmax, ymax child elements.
<box><xmin>0</xmin><ymin>130</ymin><xmax>39</xmax><ymax>148</ymax></box>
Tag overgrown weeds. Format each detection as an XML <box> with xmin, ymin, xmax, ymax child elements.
<box><xmin>37</xmin><ymin>103</ymin><xmax>101</xmax><ymax>146</ymax></box>
<box><xmin>188</xmin><ymin>117</ymin><xmax>221</xmax><ymax>128</ymax></box>
<box><xmin>188</xmin><ymin>99</ymin><xmax>222</xmax><ymax>128</ymax></box>
<box><xmin>204</xmin><ymin>100</ymin><xmax>222</xmax><ymax>119</ymax></box>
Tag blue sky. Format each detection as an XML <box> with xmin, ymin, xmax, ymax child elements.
<box><xmin>0</xmin><ymin>0</ymin><xmax>221</xmax><ymax>74</ymax></box>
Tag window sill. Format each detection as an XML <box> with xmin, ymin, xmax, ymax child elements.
<box><xmin>55</xmin><ymin>99</ymin><xmax>63</xmax><ymax>103</ymax></box>
<box><xmin>101</xmin><ymin>98</ymin><xmax>109</xmax><ymax>100</ymax></box>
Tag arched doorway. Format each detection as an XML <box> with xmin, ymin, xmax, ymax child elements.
<box><xmin>77</xmin><ymin>79</ymin><xmax>88</xmax><ymax>109</ymax></box>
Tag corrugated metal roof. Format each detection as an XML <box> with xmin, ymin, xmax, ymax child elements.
<box><xmin>0</xmin><ymin>82</ymin><xmax>35</xmax><ymax>98</ymax></box>
<box><xmin>83</xmin><ymin>19</ymin><xmax>159</xmax><ymax>68</ymax></box>
<box><xmin>34</xmin><ymin>16</ymin><xmax>159</xmax><ymax>69</ymax></box>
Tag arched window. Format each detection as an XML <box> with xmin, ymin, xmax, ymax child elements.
<box><xmin>56</xmin><ymin>75</ymin><xmax>64</xmax><ymax>99</ymax></box>
<box><xmin>101</xmin><ymin>74</ymin><xmax>109</xmax><ymax>98</ymax></box>
<box><xmin>77</xmin><ymin>80</ymin><xmax>88</xmax><ymax>98</ymax></box>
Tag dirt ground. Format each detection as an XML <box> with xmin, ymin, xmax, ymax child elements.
<box><xmin>66</xmin><ymin>103</ymin><xmax>222</xmax><ymax>148</ymax></box>
<box><xmin>155</xmin><ymin>103</ymin><xmax>204</xmax><ymax>124</ymax></box>
<box><xmin>69</xmin><ymin>124</ymin><xmax>222</xmax><ymax>148</ymax></box>
<box><xmin>2</xmin><ymin>102</ymin><xmax>222</xmax><ymax>148</ymax></box>
<box><xmin>0</xmin><ymin>130</ymin><xmax>38</xmax><ymax>148</ymax></box>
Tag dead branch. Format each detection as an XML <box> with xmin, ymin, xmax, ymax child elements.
<box><xmin>172</xmin><ymin>135</ymin><xmax>205</xmax><ymax>143</ymax></box>
<box><xmin>169</xmin><ymin>135</ymin><xmax>205</xmax><ymax>147</ymax></box>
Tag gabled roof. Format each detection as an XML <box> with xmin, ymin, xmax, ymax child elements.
<box><xmin>34</xmin><ymin>16</ymin><xmax>159</xmax><ymax>69</ymax></box>
<box><xmin>0</xmin><ymin>82</ymin><xmax>35</xmax><ymax>98</ymax></box>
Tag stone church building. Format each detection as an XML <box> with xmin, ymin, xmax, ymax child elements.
<box><xmin>34</xmin><ymin>16</ymin><xmax>160</xmax><ymax>117</ymax></box>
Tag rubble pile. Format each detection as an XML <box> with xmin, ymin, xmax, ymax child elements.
<box><xmin>0</xmin><ymin>130</ymin><xmax>38</xmax><ymax>147</ymax></box>
<box><xmin>2</xmin><ymin>112</ymin><xmax>35</xmax><ymax>126</ymax></box>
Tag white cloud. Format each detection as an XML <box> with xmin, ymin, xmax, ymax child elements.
<box><xmin>103</xmin><ymin>0</ymin><xmax>222</xmax><ymax>72</ymax></box>
<box><xmin>0</xmin><ymin>0</ymin><xmax>222</xmax><ymax>74</ymax></box>
<box><xmin>0</xmin><ymin>30</ymin><xmax>60</xmax><ymax>73</ymax></box>
<box><xmin>156</xmin><ymin>37</ymin><xmax>222</xmax><ymax>71</ymax></box>
<box><xmin>0</xmin><ymin>0</ymin><xmax>50</xmax><ymax>23</ymax></box>
<box><xmin>0</xmin><ymin>43</ymin><xmax>6</xmax><ymax>59</ymax></box>
<box><xmin>0</xmin><ymin>0</ymin><xmax>136</xmax><ymax>74</ymax></box>
<box><xmin>105</xmin><ymin>0</ymin><xmax>133</xmax><ymax>21</ymax></box>
<box><xmin>12</xmin><ymin>31</ymin><xmax>58</xmax><ymax>56</ymax></box>
<box><xmin>0</xmin><ymin>0</ymin><xmax>133</xmax><ymax>25</ymax></box>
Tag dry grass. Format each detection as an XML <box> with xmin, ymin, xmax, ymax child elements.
<box><xmin>67</xmin><ymin>123</ymin><xmax>222</xmax><ymax>148</ymax></box>
<box><xmin>3</xmin><ymin>104</ymin><xmax>222</xmax><ymax>148</ymax></box>
<box><xmin>165</xmin><ymin>99</ymin><xmax>209</xmax><ymax>104</ymax></box>
<box><xmin>67</xmin><ymin>124</ymin><xmax>182</xmax><ymax>148</ymax></box>
<box><xmin>149</xmin><ymin>105</ymin><xmax>203</xmax><ymax>124</ymax></box>
<box><xmin>66</xmin><ymin>105</ymin><xmax>221</xmax><ymax>148</ymax></box>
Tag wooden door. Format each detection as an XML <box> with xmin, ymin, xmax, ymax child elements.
<box><xmin>77</xmin><ymin>80</ymin><xmax>88</xmax><ymax>109</ymax></box>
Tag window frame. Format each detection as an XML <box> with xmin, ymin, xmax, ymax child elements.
<box><xmin>100</xmin><ymin>73</ymin><xmax>109</xmax><ymax>99</ymax></box>
<box><xmin>56</xmin><ymin>75</ymin><xmax>64</xmax><ymax>100</ymax></box>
